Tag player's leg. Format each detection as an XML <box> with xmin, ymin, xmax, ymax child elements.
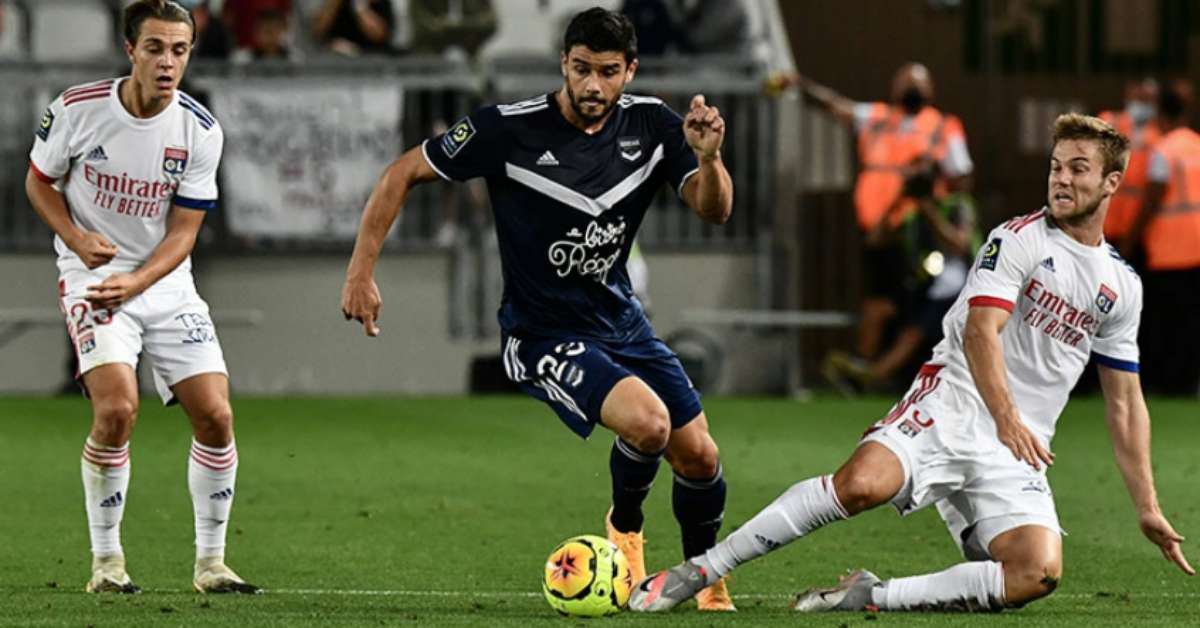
<box><xmin>599</xmin><ymin>375</ymin><xmax>671</xmax><ymax>585</ymax></box>
<box><xmin>988</xmin><ymin>524</ymin><xmax>1062</xmax><ymax>606</ymax></box>
<box><xmin>80</xmin><ymin>363</ymin><xmax>141</xmax><ymax>594</ymax></box>
<box><xmin>139</xmin><ymin>288</ymin><xmax>256</xmax><ymax>593</ymax></box>
<box><xmin>633</xmin><ymin>362</ymin><xmax>959</xmax><ymax>612</ymax></box>
<box><xmin>498</xmin><ymin>333</ymin><xmax>666</xmax><ymax>584</ymax></box>
<box><xmin>804</xmin><ymin>522</ymin><xmax>1058</xmax><ymax>613</ymax></box>
<box><xmin>796</xmin><ymin>429</ymin><xmax>1062</xmax><ymax>613</ymax></box>
<box><xmin>697</xmin><ymin>442</ymin><xmax>902</xmax><ymax>578</ymax></box>
<box><xmin>663</xmin><ymin>414</ymin><xmax>732</xmax><ymax>610</ymax></box>
<box><xmin>171</xmin><ymin>373</ymin><xmax>259</xmax><ymax>594</ymax></box>
<box><xmin>629</xmin><ymin>442</ymin><xmax>904</xmax><ymax>611</ymax></box>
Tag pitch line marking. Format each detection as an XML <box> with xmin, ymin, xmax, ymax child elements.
<box><xmin>143</xmin><ymin>588</ymin><xmax>1200</xmax><ymax>600</ymax></box>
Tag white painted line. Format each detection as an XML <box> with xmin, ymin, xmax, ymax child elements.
<box><xmin>140</xmin><ymin>588</ymin><xmax>1200</xmax><ymax>600</ymax></box>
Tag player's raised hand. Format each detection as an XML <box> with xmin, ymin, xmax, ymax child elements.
<box><xmin>684</xmin><ymin>95</ymin><xmax>725</xmax><ymax>160</ymax></box>
<box><xmin>995</xmin><ymin>417</ymin><xmax>1055</xmax><ymax>470</ymax></box>
<box><xmin>72</xmin><ymin>231</ymin><xmax>118</xmax><ymax>269</ymax></box>
<box><xmin>341</xmin><ymin>275</ymin><xmax>382</xmax><ymax>337</ymax></box>
<box><xmin>86</xmin><ymin>272</ymin><xmax>145</xmax><ymax>310</ymax></box>
<box><xmin>1139</xmin><ymin>511</ymin><xmax>1195</xmax><ymax>575</ymax></box>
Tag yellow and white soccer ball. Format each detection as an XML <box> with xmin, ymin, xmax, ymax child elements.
<box><xmin>542</xmin><ymin>534</ymin><xmax>632</xmax><ymax>617</ymax></box>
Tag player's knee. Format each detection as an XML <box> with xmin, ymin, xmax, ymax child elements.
<box><xmin>92</xmin><ymin>397</ymin><xmax>138</xmax><ymax>432</ymax></box>
<box><xmin>831</xmin><ymin>471</ymin><xmax>888</xmax><ymax>515</ymax></box>
<box><xmin>1004</xmin><ymin>557</ymin><xmax>1062</xmax><ymax>606</ymax></box>
<box><xmin>192</xmin><ymin>402</ymin><xmax>235</xmax><ymax>445</ymax></box>
<box><xmin>674</xmin><ymin>441</ymin><xmax>720</xmax><ymax>479</ymax></box>
<box><xmin>624</xmin><ymin>402</ymin><xmax>670</xmax><ymax>452</ymax></box>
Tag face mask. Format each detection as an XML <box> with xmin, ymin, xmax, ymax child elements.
<box><xmin>1127</xmin><ymin>101</ymin><xmax>1155</xmax><ymax>124</ymax></box>
<box><xmin>900</xmin><ymin>87</ymin><xmax>926</xmax><ymax>114</ymax></box>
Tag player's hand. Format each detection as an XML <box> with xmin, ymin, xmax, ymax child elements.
<box><xmin>995</xmin><ymin>417</ymin><xmax>1055</xmax><ymax>470</ymax></box>
<box><xmin>85</xmin><ymin>273</ymin><xmax>145</xmax><ymax>310</ymax></box>
<box><xmin>341</xmin><ymin>275</ymin><xmax>382</xmax><ymax>337</ymax></box>
<box><xmin>684</xmin><ymin>95</ymin><xmax>725</xmax><ymax>161</ymax></box>
<box><xmin>71</xmin><ymin>231</ymin><xmax>118</xmax><ymax>269</ymax></box>
<box><xmin>1138</xmin><ymin>510</ymin><xmax>1195</xmax><ymax>575</ymax></box>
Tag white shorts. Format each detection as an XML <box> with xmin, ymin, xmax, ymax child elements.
<box><xmin>860</xmin><ymin>364</ymin><xmax>1063</xmax><ymax>560</ymax></box>
<box><xmin>59</xmin><ymin>269</ymin><xmax>227</xmax><ymax>405</ymax></box>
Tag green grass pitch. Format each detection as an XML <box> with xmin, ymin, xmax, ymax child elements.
<box><xmin>1</xmin><ymin>395</ymin><xmax>1196</xmax><ymax>626</ymax></box>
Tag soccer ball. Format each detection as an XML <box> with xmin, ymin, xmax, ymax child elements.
<box><xmin>542</xmin><ymin>535</ymin><xmax>632</xmax><ymax>617</ymax></box>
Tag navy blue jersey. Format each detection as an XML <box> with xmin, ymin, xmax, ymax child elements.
<box><xmin>423</xmin><ymin>92</ymin><xmax>699</xmax><ymax>342</ymax></box>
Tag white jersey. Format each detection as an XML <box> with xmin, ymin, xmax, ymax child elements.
<box><xmin>29</xmin><ymin>77</ymin><xmax>223</xmax><ymax>289</ymax></box>
<box><xmin>929</xmin><ymin>208</ymin><xmax>1142</xmax><ymax>446</ymax></box>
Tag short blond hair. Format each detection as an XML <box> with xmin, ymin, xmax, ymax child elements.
<box><xmin>1052</xmin><ymin>113</ymin><xmax>1131</xmax><ymax>175</ymax></box>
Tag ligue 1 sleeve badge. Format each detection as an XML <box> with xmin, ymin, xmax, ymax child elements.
<box><xmin>1096</xmin><ymin>284</ymin><xmax>1118</xmax><ymax>314</ymax></box>
<box><xmin>163</xmin><ymin>147</ymin><xmax>188</xmax><ymax>176</ymax></box>
<box><xmin>36</xmin><ymin>109</ymin><xmax>55</xmax><ymax>141</ymax></box>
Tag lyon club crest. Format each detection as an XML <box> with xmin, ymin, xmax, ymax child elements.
<box><xmin>163</xmin><ymin>147</ymin><xmax>188</xmax><ymax>176</ymax></box>
<box><xmin>1096</xmin><ymin>284</ymin><xmax>1117</xmax><ymax>314</ymax></box>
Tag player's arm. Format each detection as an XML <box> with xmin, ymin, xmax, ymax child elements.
<box><xmin>962</xmin><ymin>304</ymin><xmax>1055</xmax><ymax>469</ymax></box>
<box><xmin>680</xmin><ymin>95</ymin><xmax>733</xmax><ymax>225</ymax></box>
<box><xmin>85</xmin><ymin>205</ymin><xmax>207</xmax><ymax>310</ymax></box>
<box><xmin>1098</xmin><ymin>365</ymin><xmax>1195</xmax><ymax>575</ymax></box>
<box><xmin>341</xmin><ymin>145</ymin><xmax>441</xmax><ymax>336</ymax></box>
<box><xmin>25</xmin><ymin>168</ymin><xmax>117</xmax><ymax>269</ymax></box>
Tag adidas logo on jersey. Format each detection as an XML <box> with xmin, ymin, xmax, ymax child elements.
<box><xmin>1040</xmin><ymin>257</ymin><xmax>1055</xmax><ymax>272</ymax></box>
<box><xmin>86</xmin><ymin>145</ymin><xmax>108</xmax><ymax>161</ymax></box>
<box><xmin>536</xmin><ymin>150</ymin><xmax>559</xmax><ymax>167</ymax></box>
<box><xmin>99</xmin><ymin>491</ymin><xmax>123</xmax><ymax>508</ymax></box>
<box><xmin>209</xmin><ymin>488</ymin><xmax>234</xmax><ymax>501</ymax></box>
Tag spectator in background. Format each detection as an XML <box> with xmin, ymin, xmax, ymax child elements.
<box><xmin>0</xmin><ymin>0</ymin><xmax>27</xmax><ymax>59</ymax></box>
<box><xmin>409</xmin><ymin>0</ymin><xmax>496</xmax><ymax>247</ymax></box>
<box><xmin>232</xmin><ymin>7</ymin><xmax>295</xmax><ymax>61</ymax></box>
<box><xmin>796</xmin><ymin>63</ymin><xmax>975</xmax><ymax>379</ymax></box>
<box><xmin>187</xmin><ymin>0</ymin><xmax>233</xmax><ymax>59</ymax></box>
<box><xmin>409</xmin><ymin>0</ymin><xmax>495</xmax><ymax>59</ymax></box>
<box><xmin>223</xmin><ymin>0</ymin><xmax>292</xmax><ymax>51</ymax></box>
<box><xmin>1127</xmin><ymin>79</ymin><xmax>1200</xmax><ymax>396</ymax></box>
<box><xmin>824</xmin><ymin>163</ymin><xmax>980</xmax><ymax>394</ymax></box>
<box><xmin>675</xmin><ymin>0</ymin><xmax>753</xmax><ymax>56</ymax></box>
<box><xmin>312</xmin><ymin>0</ymin><xmax>393</xmax><ymax>56</ymax></box>
<box><xmin>620</xmin><ymin>0</ymin><xmax>684</xmax><ymax>56</ymax></box>
<box><xmin>619</xmin><ymin>0</ymin><xmax>753</xmax><ymax>57</ymax></box>
<box><xmin>1098</xmin><ymin>78</ymin><xmax>1160</xmax><ymax>265</ymax></box>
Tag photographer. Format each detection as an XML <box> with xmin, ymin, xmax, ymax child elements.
<box><xmin>825</xmin><ymin>161</ymin><xmax>979</xmax><ymax>393</ymax></box>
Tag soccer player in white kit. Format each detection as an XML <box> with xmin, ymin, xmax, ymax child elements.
<box><xmin>24</xmin><ymin>0</ymin><xmax>257</xmax><ymax>594</ymax></box>
<box><xmin>630</xmin><ymin>114</ymin><xmax>1194</xmax><ymax>613</ymax></box>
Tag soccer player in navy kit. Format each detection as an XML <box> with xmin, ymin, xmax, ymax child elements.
<box><xmin>341</xmin><ymin>8</ymin><xmax>736</xmax><ymax>610</ymax></box>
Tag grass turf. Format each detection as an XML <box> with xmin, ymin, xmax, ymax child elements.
<box><xmin>0</xmin><ymin>395</ymin><xmax>1196</xmax><ymax>626</ymax></box>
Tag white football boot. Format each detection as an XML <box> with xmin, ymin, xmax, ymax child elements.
<box><xmin>193</xmin><ymin>557</ymin><xmax>261</xmax><ymax>594</ymax></box>
<box><xmin>85</xmin><ymin>554</ymin><xmax>141</xmax><ymax>594</ymax></box>
<box><xmin>792</xmin><ymin>569</ymin><xmax>882</xmax><ymax>612</ymax></box>
<box><xmin>627</xmin><ymin>561</ymin><xmax>709</xmax><ymax>612</ymax></box>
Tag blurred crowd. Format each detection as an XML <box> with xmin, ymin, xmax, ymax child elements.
<box><xmin>0</xmin><ymin>0</ymin><xmax>767</xmax><ymax>63</ymax></box>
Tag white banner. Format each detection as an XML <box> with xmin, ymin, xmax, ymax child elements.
<box><xmin>209</xmin><ymin>81</ymin><xmax>402</xmax><ymax>238</ymax></box>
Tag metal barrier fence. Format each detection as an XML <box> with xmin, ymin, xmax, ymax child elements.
<box><xmin>0</xmin><ymin>56</ymin><xmax>772</xmax><ymax>253</ymax></box>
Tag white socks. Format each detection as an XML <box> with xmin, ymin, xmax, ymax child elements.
<box><xmin>188</xmin><ymin>439</ymin><xmax>238</xmax><ymax>560</ymax></box>
<box><xmin>692</xmin><ymin>475</ymin><xmax>849</xmax><ymax>585</ymax></box>
<box><xmin>872</xmin><ymin>561</ymin><xmax>1006</xmax><ymax>611</ymax></box>
<box><xmin>81</xmin><ymin>438</ymin><xmax>130</xmax><ymax>558</ymax></box>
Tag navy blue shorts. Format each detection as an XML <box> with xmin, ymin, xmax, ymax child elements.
<box><xmin>500</xmin><ymin>331</ymin><xmax>704</xmax><ymax>439</ymax></box>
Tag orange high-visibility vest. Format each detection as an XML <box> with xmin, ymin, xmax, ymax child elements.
<box><xmin>1098</xmin><ymin>110</ymin><xmax>1161</xmax><ymax>240</ymax></box>
<box><xmin>854</xmin><ymin>104</ymin><xmax>949</xmax><ymax>231</ymax></box>
<box><xmin>1144</xmin><ymin>127</ymin><xmax>1200</xmax><ymax>270</ymax></box>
